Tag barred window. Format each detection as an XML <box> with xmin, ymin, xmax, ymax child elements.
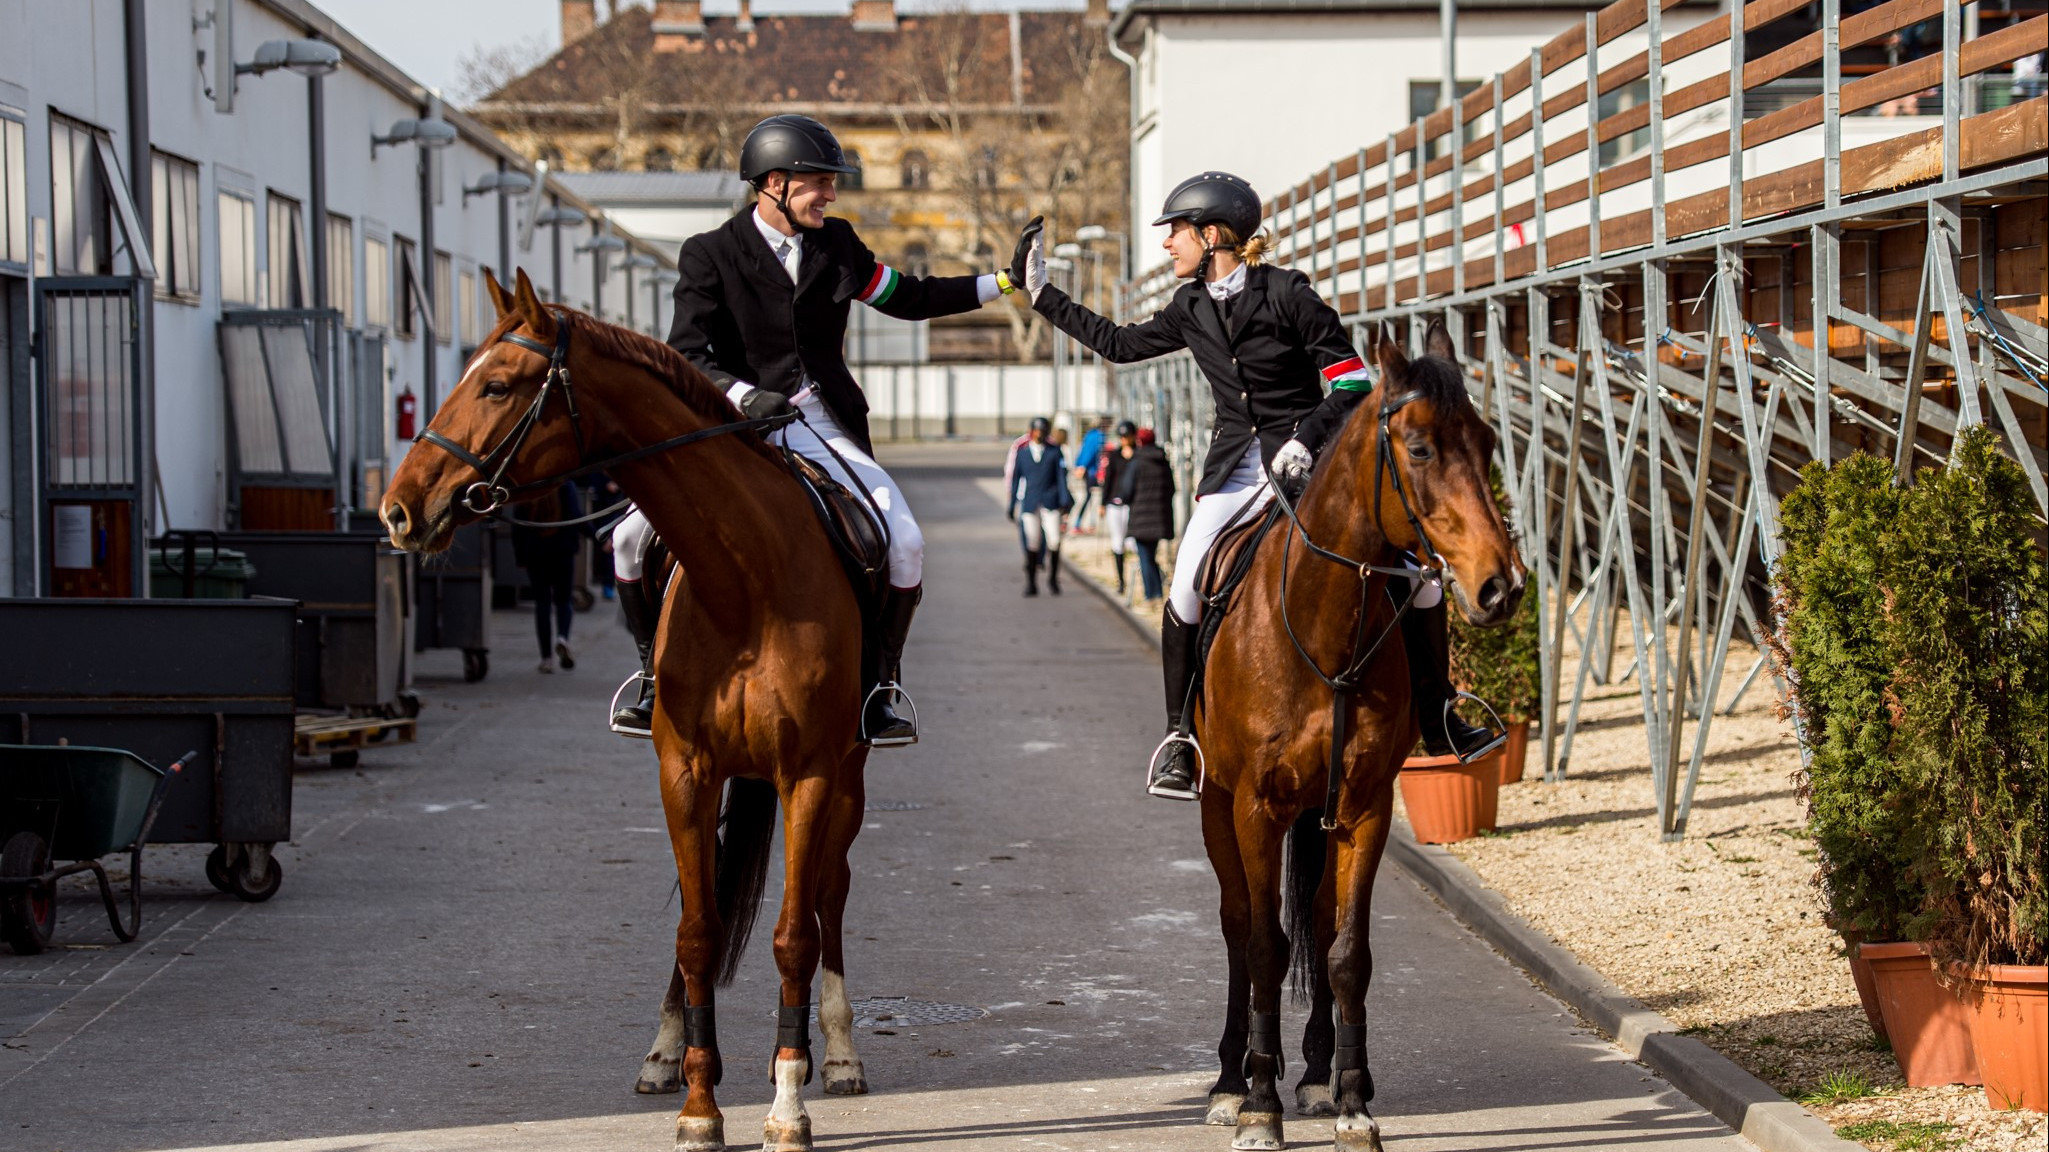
<box><xmin>151</xmin><ymin>151</ymin><xmax>201</xmax><ymax>300</ymax></box>
<box><xmin>267</xmin><ymin>191</ymin><xmax>307</xmax><ymax>309</ymax></box>
<box><xmin>50</xmin><ymin>114</ymin><xmax>112</xmax><ymax>275</ymax></box>
<box><xmin>218</xmin><ymin>190</ymin><xmax>258</xmax><ymax>306</ymax></box>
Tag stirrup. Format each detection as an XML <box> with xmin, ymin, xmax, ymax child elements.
<box><xmin>1442</xmin><ymin>691</ymin><xmax>1507</xmax><ymax>763</ymax></box>
<box><xmin>1146</xmin><ymin>732</ymin><xmax>1205</xmax><ymax>800</ymax></box>
<box><xmin>860</xmin><ymin>681</ymin><xmax>919</xmax><ymax>748</ymax></box>
<box><xmin>609</xmin><ymin>671</ymin><xmax>654</xmax><ymax>740</ymax></box>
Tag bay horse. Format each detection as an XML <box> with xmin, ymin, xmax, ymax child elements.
<box><xmin>382</xmin><ymin>270</ymin><xmax>872</xmax><ymax>1152</ymax></box>
<box><xmin>1193</xmin><ymin>320</ymin><xmax>1524</xmax><ymax>1151</ymax></box>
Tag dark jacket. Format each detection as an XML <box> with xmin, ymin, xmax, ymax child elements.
<box><xmin>1009</xmin><ymin>441</ymin><xmax>1072</xmax><ymax>514</ymax></box>
<box><xmin>1126</xmin><ymin>445</ymin><xmax>1177</xmax><ymax>542</ymax></box>
<box><xmin>511</xmin><ymin>483</ymin><xmax>585</xmax><ymax>569</ymax></box>
<box><xmin>1100</xmin><ymin>446</ymin><xmax>1137</xmax><ymax>506</ymax></box>
<box><xmin>667</xmin><ymin>210</ymin><xmax>985</xmax><ymax>454</ymax></box>
<box><xmin>1032</xmin><ymin>263</ymin><xmax>1370</xmax><ymax>496</ymax></box>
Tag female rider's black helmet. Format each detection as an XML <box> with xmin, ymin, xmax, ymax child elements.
<box><xmin>1116</xmin><ymin>419</ymin><xmax>1138</xmax><ymax>437</ymax></box>
<box><xmin>739</xmin><ymin>115</ymin><xmax>859</xmax><ymax>185</ymax></box>
<box><xmin>1154</xmin><ymin>172</ymin><xmax>1262</xmax><ymax>241</ymax></box>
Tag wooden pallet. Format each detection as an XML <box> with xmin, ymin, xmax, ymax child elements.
<box><xmin>294</xmin><ymin>713</ymin><xmax>417</xmax><ymax>763</ymax></box>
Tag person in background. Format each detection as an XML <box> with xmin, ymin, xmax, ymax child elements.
<box><xmin>512</xmin><ymin>482</ymin><xmax>585</xmax><ymax>674</ymax></box>
<box><xmin>587</xmin><ymin>473</ymin><xmax>623</xmax><ymax>600</ymax></box>
<box><xmin>1008</xmin><ymin>416</ymin><xmax>1072</xmax><ymax>596</ymax></box>
<box><xmin>1068</xmin><ymin>413</ymin><xmax>1113</xmax><ymax>534</ymax></box>
<box><xmin>1125</xmin><ymin>427</ymin><xmax>1177</xmax><ymax>607</ymax></box>
<box><xmin>1097</xmin><ymin>419</ymin><xmax>1141</xmax><ymax>596</ymax></box>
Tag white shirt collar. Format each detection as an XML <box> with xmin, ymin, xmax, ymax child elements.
<box><xmin>1205</xmin><ymin>262</ymin><xmax>1248</xmax><ymax>302</ymax></box>
<box><xmin>753</xmin><ymin>207</ymin><xmax>798</xmax><ymax>254</ymax></box>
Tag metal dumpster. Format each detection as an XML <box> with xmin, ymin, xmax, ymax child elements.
<box><xmin>0</xmin><ymin>598</ymin><xmax>297</xmax><ymax>900</ymax></box>
<box><xmin>414</xmin><ymin>520</ymin><xmax>492</xmax><ymax>682</ymax></box>
<box><xmin>207</xmin><ymin>531</ymin><xmax>413</xmax><ymax>714</ymax></box>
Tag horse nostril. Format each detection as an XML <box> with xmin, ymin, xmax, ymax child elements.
<box><xmin>1478</xmin><ymin>576</ymin><xmax>1508</xmax><ymax>612</ymax></box>
<box><xmin>382</xmin><ymin>502</ymin><xmax>410</xmax><ymax>539</ymax></box>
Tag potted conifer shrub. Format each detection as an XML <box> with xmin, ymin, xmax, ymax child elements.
<box><xmin>1451</xmin><ymin>560</ymin><xmax>1541</xmax><ymax>786</ymax></box>
<box><xmin>1771</xmin><ymin>427</ymin><xmax>2045</xmax><ymax>1101</ymax></box>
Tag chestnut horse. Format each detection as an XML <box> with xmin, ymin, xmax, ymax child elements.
<box><xmin>382</xmin><ymin>271</ymin><xmax>871</xmax><ymax>1152</ymax></box>
<box><xmin>1193</xmin><ymin>321</ymin><xmax>1524</xmax><ymax>1151</ymax></box>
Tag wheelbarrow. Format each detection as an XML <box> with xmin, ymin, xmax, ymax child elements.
<box><xmin>0</xmin><ymin>745</ymin><xmax>196</xmax><ymax>955</ymax></box>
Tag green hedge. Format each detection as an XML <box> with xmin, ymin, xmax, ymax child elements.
<box><xmin>1771</xmin><ymin>427</ymin><xmax>2045</xmax><ymax>967</ymax></box>
<box><xmin>1451</xmin><ymin>469</ymin><xmax>1542</xmax><ymax>723</ymax></box>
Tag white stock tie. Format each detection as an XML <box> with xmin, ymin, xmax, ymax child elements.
<box><xmin>775</xmin><ymin>238</ymin><xmax>800</xmax><ymax>283</ymax></box>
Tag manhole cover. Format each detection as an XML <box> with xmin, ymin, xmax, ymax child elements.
<box><xmin>863</xmin><ymin>800</ymin><xmax>928</xmax><ymax>812</ymax></box>
<box><xmin>781</xmin><ymin>997</ymin><xmax>986</xmax><ymax>1027</ymax></box>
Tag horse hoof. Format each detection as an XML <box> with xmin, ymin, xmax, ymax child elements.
<box><xmin>761</xmin><ymin>1116</ymin><xmax>813</xmax><ymax>1152</ymax></box>
<box><xmin>1231</xmin><ymin>1111</ymin><xmax>1285</xmax><ymax>1151</ymax></box>
<box><xmin>637</xmin><ymin>1056</ymin><xmax>683</xmax><ymax>1094</ymax></box>
<box><xmin>822</xmin><ymin>1058</ymin><xmax>868</xmax><ymax>1095</ymax></box>
<box><xmin>1205</xmin><ymin>1092</ymin><xmax>1245</xmax><ymax>1126</ymax></box>
<box><xmin>1334</xmin><ymin>1113</ymin><xmax>1384</xmax><ymax>1152</ymax></box>
<box><xmin>1294</xmin><ymin>1081</ymin><xmax>1337</xmax><ymax>1117</ymax></box>
<box><xmin>674</xmin><ymin>1115</ymin><xmax>726</xmax><ymax>1152</ymax></box>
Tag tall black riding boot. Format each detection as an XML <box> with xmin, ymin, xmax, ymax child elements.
<box><xmin>610</xmin><ymin>578</ymin><xmax>660</xmax><ymax>737</ymax></box>
<box><xmin>1149</xmin><ymin>607</ymin><xmax>1201</xmax><ymax>800</ymax></box>
<box><xmin>1399</xmin><ymin>594</ymin><xmax>1505</xmax><ymax>762</ymax></box>
<box><xmin>1023</xmin><ymin>553</ymin><xmax>1040</xmax><ymax>597</ymax></box>
<box><xmin>1046</xmin><ymin>550</ymin><xmax>1063</xmax><ymax>595</ymax></box>
<box><xmin>1112</xmin><ymin>551</ymin><xmax>1128</xmax><ymax>596</ymax></box>
<box><xmin>863</xmin><ymin>586</ymin><xmax>921</xmax><ymax>747</ymax></box>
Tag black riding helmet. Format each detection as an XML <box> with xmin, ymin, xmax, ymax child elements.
<box><xmin>741</xmin><ymin>115</ymin><xmax>859</xmax><ymax>233</ymax></box>
<box><xmin>1154</xmin><ymin>172</ymin><xmax>1262</xmax><ymax>243</ymax></box>
<box><xmin>1116</xmin><ymin>419</ymin><xmax>1138</xmax><ymax>437</ymax></box>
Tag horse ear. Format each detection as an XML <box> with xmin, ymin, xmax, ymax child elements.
<box><xmin>512</xmin><ymin>268</ymin><xmax>558</xmax><ymax>342</ymax></box>
<box><xmin>1374</xmin><ymin>320</ymin><xmax>1408</xmax><ymax>379</ymax></box>
<box><xmin>1425</xmin><ymin>318</ymin><xmax>1457</xmax><ymax>364</ymax></box>
<box><xmin>484</xmin><ymin>268</ymin><xmax>515</xmax><ymax>319</ymax></box>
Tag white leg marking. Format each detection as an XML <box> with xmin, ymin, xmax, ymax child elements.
<box><xmin>1205</xmin><ymin>1091</ymin><xmax>1246</xmax><ymax>1126</ymax></box>
<box><xmin>636</xmin><ymin>998</ymin><xmax>686</xmax><ymax>1093</ymax></box>
<box><xmin>818</xmin><ymin>971</ymin><xmax>867</xmax><ymax>1095</ymax></box>
<box><xmin>762</xmin><ymin>1055</ymin><xmax>813</xmax><ymax>1151</ymax></box>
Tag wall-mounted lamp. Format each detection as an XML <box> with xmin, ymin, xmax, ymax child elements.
<box><xmin>199</xmin><ymin>0</ymin><xmax>342</xmax><ymax>113</ymax></box>
<box><xmin>372</xmin><ymin>118</ymin><xmax>457</xmax><ymax>159</ymax></box>
<box><xmin>622</xmin><ymin>253</ymin><xmax>660</xmax><ymax>270</ymax></box>
<box><xmin>575</xmin><ymin>234</ymin><xmax>628</xmax><ymax>255</ymax></box>
<box><xmin>240</xmin><ymin>39</ymin><xmax>341</xmax><ymax>78</ymax></box>
<box><xmin>464</xmin><ymin>170</ymin><xmax>535</xmax><ymax>202</ymax></box>
<box><xmin>535</xmin><ymin>206</ymin><xmax>588</xmax><ymax>228</ymax></box>
<box><xmin>1053</xmin><ymin>242</ymin><xmax>1084</xmax><ymax>259</ymax></box>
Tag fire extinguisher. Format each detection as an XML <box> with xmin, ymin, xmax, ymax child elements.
<box><xmin>395</xmin><ymin>388</ymin><xmax>418</xmax><ymax>441</ymax></box>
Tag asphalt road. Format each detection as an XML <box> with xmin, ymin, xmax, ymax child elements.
<box><xmin>0</xmin><ymin>442</ymin><xmax>1754</xmax><ymax>1152</ymax></box>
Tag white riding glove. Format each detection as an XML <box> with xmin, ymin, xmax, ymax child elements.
<box><xmin>1273</xmin><ymin>439</ymin><xmax>1315</xmax><ymax>492</ymax></box>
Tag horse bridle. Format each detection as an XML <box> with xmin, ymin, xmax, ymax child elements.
<box><xmin>412</xmin><ymin>316</ymin><xmax>797</xmax><ymax>516</ymax></box>
<box><xmin>1262</xmin><ymin>385</ymin><xmax>1457</xmax><ymax>830</ymax></box>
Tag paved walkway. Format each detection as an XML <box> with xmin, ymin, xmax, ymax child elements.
<box><xmin>1</xmin><ymin>442</ymin><xmax>1753</xmax><ymax>1152</ymax></box>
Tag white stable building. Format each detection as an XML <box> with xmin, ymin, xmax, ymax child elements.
<box><xmin>0</xmin><ymin>0</ymin><xmax>676</xmax><ymax>598</ymax></box>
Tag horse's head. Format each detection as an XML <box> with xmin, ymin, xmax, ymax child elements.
<box><xmin>1369</xmin><ymin>319</ymin><xmax>1526</xmax><ymax>626</ymax></box>
<box><xmin>381</xmin><ymin>269</ymin><xmax>583</xmax><ymax>553</ymax></box>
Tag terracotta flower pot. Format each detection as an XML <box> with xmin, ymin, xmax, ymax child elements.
<box><xmin>1399</xmin><ymin>751</ymin><xmax>1503</xmax><ymax>844</ymax></box>
<box><xmin>1498</xmin><ymin>722</ymin><xmax>1531</xmax><ymax>786</ymax></box>
<box><xmin>1861</xmin><ymin>942</ymin><xmax>1980</xmax><ymax>1087</ymax></box>
<box><xmin>1957</xmin><ymin>964</ymin><xmax>2047</xmax><ymax>1112</ymax></box>
<box><xmin>1836</xmin><ymin>928</ymin><xmax>1888</xmax><ymax>1042</ymax></box>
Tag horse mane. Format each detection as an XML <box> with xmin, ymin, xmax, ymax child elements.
<box><xmin>557</xmin><ymin>307</ymin><xmax>741</xmax><ymax>425</ymax></box>
<box><xmin>1392</xmin><ymin>350</ymin><xmax>1475</xmax><ymax>416</ymax></box>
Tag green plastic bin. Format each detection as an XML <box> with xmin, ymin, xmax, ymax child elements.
<box><xmin>149</xmin><ymin>546</ymin><xmax>256</xmax><ymax>599</ymax></box>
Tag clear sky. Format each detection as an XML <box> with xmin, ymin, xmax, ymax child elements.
<box><xmin>312</xmin><ymin>0</ymin><xmax>1091</xmax><ymax>100</ymax></box>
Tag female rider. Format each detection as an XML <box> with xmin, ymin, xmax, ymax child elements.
<box><xmin>1012</xmin><ymin>172</ymin><xmax>1504</xmax><ymax>800</ymax></box>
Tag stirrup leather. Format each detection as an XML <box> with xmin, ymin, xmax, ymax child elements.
<box><xmin>1146</xmin><ymin>731</ymin><xmax>1206</xmax><ymax>799</ymax></box>
<box><xmin>860</xmin><ymin>681</ymin><xmax>919</xmax><ymax>747</ymax></box>
<box><xmin>609</xmin><ymin>670</ymin><xmax>654</xmax><ymax>739</ymax></box>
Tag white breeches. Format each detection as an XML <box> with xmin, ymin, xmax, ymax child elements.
<box><xmin>1102</xmin><ymin>504</ymin><xmax>1131</xmax><ymax>556</ymax></box>
<box><xmin>778</xmin><ymin>392</ymin><xmax>924</xmax><ymax>588</ymax></box>
<box><xmin>605</xmin><ymin>392</ymin><xmax>924</xmax><ymax>589</ymax></box>
<box><xmin>1018</xmin><ymin>508</ymin><xmax>1064</xmax><ymax>555</ymax></box>
<box><xmin>1167</xmin><ymin>442</ymin><xmax>1272</xmax><ymax>623</ymax></box>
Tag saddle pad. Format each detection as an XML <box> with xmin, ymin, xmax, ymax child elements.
<box><xmin>1195</xmin><ymin>501</ymin><xmax>1285</xmax><ymax>615</ymax></box>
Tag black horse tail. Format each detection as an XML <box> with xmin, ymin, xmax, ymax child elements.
<box><xmin>1283</xmin><ymin>808</ymin><xmax>1328</xmax><ymax>1005</ymax></box>
<box><xmin>713</xmin><ymin>777</ymin><xmax>778</xmax><ymax>986</ymax></box>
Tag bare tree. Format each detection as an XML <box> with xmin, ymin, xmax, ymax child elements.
<box><xmin>453</xmin><ymin>36</ymin><xmax>554</xmax><ymax>108</ymax></box>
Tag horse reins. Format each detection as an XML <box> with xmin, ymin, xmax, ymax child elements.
<box><xmin>413</xmin><ymin>317</ymin><xmax>799</xmax><ymax>517</ymax></box>
<box><xmin>1263</xmin><ymin>386</ymin><xmax>1450</xmax><ymax>831</ymax></box>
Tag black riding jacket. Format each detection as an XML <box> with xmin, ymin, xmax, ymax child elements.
<box><xmin>1032</xmin><ymin>264</ymin><xmax>1371</xmax><ymax>496</ymax></box>
<box><xmin>667</xmin><ymin>210</ymin><xmax>986</xmax><ymax>454</ymax></box>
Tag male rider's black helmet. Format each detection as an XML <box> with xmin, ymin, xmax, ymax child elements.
<box><xmin>739</xmin><ymin>115</ymin><xmax>860</xmax><ymax>185</ymax></box>
<box><xmin>1029</xmin><ymin>416</ymin><xmax>1052</xmax><ymax>433</ymax></box>
<box><xmin>1154</xmin><ymin>172</ymin><xmax>1263</xmax><ymax>241</ymax></box>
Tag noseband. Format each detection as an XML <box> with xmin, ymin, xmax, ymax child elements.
<box><xmin>411</xmin><ymin>317</ymin><xmax>797</xmax><ymax>516</ymax></box>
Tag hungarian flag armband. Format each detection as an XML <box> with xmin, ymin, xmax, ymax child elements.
<box><xmin>858</xmin><ymin>264</ymin><xmax>903</xmax><ymax>307</ymax></box>
<box><xmin>1321</xmin><ymin>356</ymin><xmax>1375</xmax><ymax>393</ymax></box>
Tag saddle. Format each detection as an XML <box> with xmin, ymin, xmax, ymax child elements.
<box><xmin>1186</xmin><ymin>499</ymin><xmax>1287</xmax><ymax>696</ymax></box>
<box><xmin>783</xmin><ymin>451</ymin><xmax>892</xmax><ymax>688</ymax></box>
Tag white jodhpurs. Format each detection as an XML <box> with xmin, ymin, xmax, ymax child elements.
<box><xmin>1167</xmin><ymin>442</ymin><xmax>1272</xmax><ymax>623</ymax></box>
<box><xmin>1101</xmin><ymin>504</ymin><xmax>1131</xmax><ymax>556</ymax></box>
<box><xmin>775</xmin><ymin>392</ymin><xmax>924</xmax><ymax>589</ymax></box>
<box><xmin>611</xmin><ymin>505</ymin><xmax>657</xmax><ymax>583</ymax></box>
<box><xmin>1017</xmin><ymin>507</ymin><xmax>1064</xmax><ymax>555</ymax></box>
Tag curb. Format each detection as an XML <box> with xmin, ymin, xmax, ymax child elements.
<box><xmin>1066</xmin><ymin>548</ymin><xmax>1162</xmax><ymax>649</ymax></box>
<box><xmin>1065</xmin><ymin>558</ymin><xmax>1859</xmax><ymax>1152</ymax></box>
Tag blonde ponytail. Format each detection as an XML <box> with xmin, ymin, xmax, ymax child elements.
<box><xmin>1209</xmin><ymin>224</ymin><xmax>1269</xmax><ymax>266</ymax></box>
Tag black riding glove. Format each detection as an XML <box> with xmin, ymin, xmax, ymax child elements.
<box><xmin>739</xmin><ymin>388</ymin><xmax>795</xmax><ymax>422</ymax></box>
<box><xmin>1010</xmin><ymin>216</ymin><xmax>1046</xmax><ymax>303</ymax></box>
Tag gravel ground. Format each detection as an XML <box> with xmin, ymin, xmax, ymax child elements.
<box><xmin>1053</xmin><ymin>514</ymin><xmax>2044</xmax><ymax>1152</ymax></box>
